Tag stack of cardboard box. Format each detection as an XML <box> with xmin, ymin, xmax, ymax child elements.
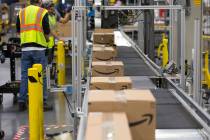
<box><xmin>87</xmin><ymin>90</ymin><xmax>156</xmax><ymax>140</ymax></box>
<box><xmin>85</xmin><ymin>29</ymin><xmax>156</xmax><ymax>140</ymax></box>
<box><xmin>91</xmin><ymin>29</ymin><xmax>132</xmax><ymax>89</ymax></box>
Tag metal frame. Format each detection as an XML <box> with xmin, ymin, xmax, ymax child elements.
<box><xmin>180</xmin><ymin>9</ymin><xmax>186</xmax><ymax>89</ymax></box>
<box><xmin>72</xmin><ymin>5</ymin><xmax>197</xmax><ymax>140</ymax></box>
<box><xmin>121</xmin><ymin>30</ymin><xmax>210</xmax><ymax>138</ymax></box>
<box><xmin>193</xmin><ymin>19</ymin><xmax>202</xmax><ymax>105</ymax></box>
<box><xmin>169</xmin><ymin>0</ymin><xmax>174</xmax><ymax>61</ymax></box>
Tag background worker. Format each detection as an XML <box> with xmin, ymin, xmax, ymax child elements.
<box><xmin>0</xmin><ymin>3</ymin><xmax>9</xmax><ymax>37</ymax></box>
<box><xmin>16</xmin><ymin>0</ymin><xmax>53</xmax><ymax>111</ymax></box>
<box><xmin>54</xmin><ymin>0</ymin><xmax>71</xmax><ymax>21</ymax></box>
<box><xmin>42</xmin><ymin>0</ymin><xmax>71</xmax><ymax>64</ymax></box>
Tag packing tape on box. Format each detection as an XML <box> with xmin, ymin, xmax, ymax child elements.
<box><xmin>115</xmin><ymin>91</ymin><xmax>127</xmax><ymax>103</ymax></box>
<box><xmin>102</xmin><ymin>114</ymin><xmax>115</xmax><ymax>140</ymax></box>
<box><xmin>101</xmin><ymin>46</ymin><xmax>106</xmax><ymax>51</ymax></box>
<box><xmin>106</xmin><ymin>61</ymin><xmax>112</xmax><ymax>65</ymax></box>
<box><xmin>108</xmin><ymin>77</ymin><xmax>116</xmax><ymax>83</ymax></box>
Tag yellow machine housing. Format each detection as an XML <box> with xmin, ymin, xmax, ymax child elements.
<box><xmin>157</xmin><ymin>34</ymin><xmax>169</xmax><ymax>68</ymax></box>
<box><xmin>202</xmin><ymin>51</ymin><xmax>210</xmax><ymax>88</ymax></box>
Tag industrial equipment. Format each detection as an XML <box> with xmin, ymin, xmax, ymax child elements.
<box><xmin>0</xmin><ymin>37</ymin><xmax>21</xmax><ymax>104</ymax></box>
<box><xmin>73</xmin><ymin>3</ymin><xmax>210</xmax><ymax>140</ymax></box>
<box><xmin>157</xmin><ymin>33</ymin><xmax>169</xmax><ymax>68</ymax></box>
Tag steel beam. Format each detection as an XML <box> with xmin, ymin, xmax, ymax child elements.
<box><xmin>180</xmin><ymin>9</ymin><xmax>186</xmax><ymax>89</ymax></box>
<box><xmin>73</xmin><ymin>5</ymin><xmax>183</xmax><ymax>10</ymax></box>
<box><xmin>193</xmin><ymin>19</ymin><xmax>202</xmax><ymax>105</ymax></box>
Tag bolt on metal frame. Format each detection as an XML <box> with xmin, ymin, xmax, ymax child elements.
<box><xmin>71</xmin><ymin>5</ymin><xmax>189</xmax><ymax>140</ymax></box>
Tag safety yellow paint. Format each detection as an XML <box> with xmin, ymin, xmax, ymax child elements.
<box><xmin>32</xmin><ymin>64</ymin><xmax>44</xmax><ymax>140</ymax></box>
<box><xmin>157</xmin><ymin>34</ymin><xmax>169</xmax><ymax>68</ymax></box>
<box><xmin>57</xmin><ymin>41</ymin><xmax>66</xmax><ymax>86</ymax></box>
<box><xmin>194</xmin><ymin>0</ymin><xmax>201</xmax><ymax>6</ymax></box>
<box><xmin>202</xmin><ymin>51</ymin><xmax>210</xmax><ymax>89</ymax></box>
<box><xmin>28</xmin><ymin>64</ymin><xmax>44</xmax><ymax>140</ymax></box>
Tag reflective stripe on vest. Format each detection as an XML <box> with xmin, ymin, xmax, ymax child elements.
<box><xmin>20</xmin><ymin>7</ymin><xmax>45</xmax><ymax>33</ymax></box>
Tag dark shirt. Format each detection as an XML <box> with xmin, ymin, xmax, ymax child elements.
<box><xmin>2</xmin><ymin>0</ymin><xmax>18</xmax><ymax>5</ymax></box>
<box><xmin>16</xmin><ymin>12</ymin><xmax>50</xmax><ymax>48</ymax></box>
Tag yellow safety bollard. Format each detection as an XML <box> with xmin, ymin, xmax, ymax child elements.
<box><xmin>57</xmin><ymin>41</ymin><xmax>66</xmax><ymax>86</ymax></box>
<box><xmin>28</xmin><ymin>64</ymin><xmax>44</xmax><ymax>140</ymax></box>
<box><xmin>32</xmin><ymin>64</ymin><xmax>44</xmax><ymax>140</ymax></box>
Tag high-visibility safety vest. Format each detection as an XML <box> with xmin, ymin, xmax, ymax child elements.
<box><xmin>48</xmin><ymin>14</ymin><xmax>57</xmax><ymax>48</ymax></box>
<box><xmin>19</xmin><ymin>5</ymin><xmax>48</xmax><ymax>47</ymax></box>
<box><xmin>48</xmin><ymin>14</ymin><xmax>56</xmax><ymax>29</ymax></box>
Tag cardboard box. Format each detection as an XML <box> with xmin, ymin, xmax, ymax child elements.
<box><xmin>93</xmin><ymin>43</ymin><xmax>116</xmax><ymax>47</ymax></box>
<box><xmin>88</xmin><ymin>90</ymin><xmax>156</xmax><ymax>140</ymax></box>
<box><xmin>90</xmin><ymin>77</ymin><xmax>132</xmax><ymax>90</ymax></box>
<box><xmin>85</xmin><ymin>112</ymin><xmax>132</xmax><ymax>140</ymax></box>
<box><xmin>93</xmin><ymin>29</ymin><xmax>115</xmax><ymax>45</ymax></box>
<box><xmin>56</xmin><ymin>21</ymin><xmax>72</xmax><ymax>37</ymax></box>
<box><xmin>92</xmin><ymin>61</ymin><xmax>124</xmax><ymax>77</ymax></box>
<box><xmin>93</xmin><ymin>46</ymin><xmax>117</xmax><ymax>61</ymax></box>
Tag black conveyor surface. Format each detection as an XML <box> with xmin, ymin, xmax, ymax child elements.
<box><xmin>151</xmin><ymin>89</ymin><xmax>202</xmax><ymax>129</ymax></box>
<box><xmin>116</xmin><ymin>46</ymin><xmax>156</xmax><ymax>76</ymax></box>
<box><xmin>116</xmin><ymin>45</ymin><xmax>202</xmax><ymax>129</ymax></box>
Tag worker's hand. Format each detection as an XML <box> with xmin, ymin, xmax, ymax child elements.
<box><xmin>45</xmin><ymin>35</ymin><xmax>50</xmax><ymax>42</ymax></box>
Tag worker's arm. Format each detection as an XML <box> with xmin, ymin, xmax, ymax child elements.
<box><xmin>42</xmin><ymin>13</ymin><xmax>50</xmax><ymax>42</ymax></box>
<box><xmin>59</xmin><ymin>12</ymin><xmax>71</xmax><ymax>24</ymax></box>
<box><xmin>16</xmin><ymin>15</ymin><xmax>20</xmax><ymax>34</ymax></box>
<box><xmin>51</xmin><ymin>30</ymin><xmax>60</xmax><ymax>40</ymax></box>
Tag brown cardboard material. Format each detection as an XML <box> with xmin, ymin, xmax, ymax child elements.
<box><xmin>85</xmin><ymin>112</ymin><xmax>132</xmax><ymax>140</ymax></box>
<box><xmin>92</xmin><ymin>61</ymin><xmax>124</xmax><ymax>77</ymax></box>
<box><xmin>93</xmin><ymin>29</ymin><xmax>114</xmax><ymax>45</ymax></box>
<box><xmin>88</xmin><ymin>90</ymin><xmax>156</xmax><ymax>140</ymax></box>
<box><xmin>92</xmin><ymin>46</ymin><xmax>117</xmax><ymax>61</ymax></box>
<box><xmin>90</xmin><ymin>77</ymin><xmax>132</xmax><ymax>90</ymax></box>
<box><xmin>93</xmin><ymin>44</ymin><xmax>117</xmax><ymax>49</ymax></box>
<box><xmin>56</xmin><ymin>21</ymin><xmax>72</xmax><ymax>37</ymax></box>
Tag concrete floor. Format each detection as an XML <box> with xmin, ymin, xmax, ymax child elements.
<box><xmin>0</xmin><ymin>59</ymin><xmax>72</xmax><ymax>139</ymax></box>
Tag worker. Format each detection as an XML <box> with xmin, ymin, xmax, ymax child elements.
<box><xmin>16</xmin><ymin>0</ymin><xmax>53</xmax><ymax>111</ymax></box>
<box><xmin>41</xmin><ymin>0</ymin><xmax>70</xmax><ymax>64</ymax></box>
<box><xmin>54</xmin><ymin>0</ymin><xmax>71</xmax><ymax>20</ymax></box>
<box><xmin>0</xmin><ymin>3</ymin><xmax>9</xmax><ymax>34</ymax></box>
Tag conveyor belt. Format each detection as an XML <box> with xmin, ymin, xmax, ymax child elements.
<box><xmin>116</xmin><ymin>46</ymin><xmax>157</xmax><ymax>76</ymax></box>
<box><xmin>116</xmin><ymin>44</ymin><xmax>202</xmax><ymax>129</ymax></box>
<box><xmin>152</xmin><ymin>89</ymin><xmax>202</xmax><ymax>129</ymax></box>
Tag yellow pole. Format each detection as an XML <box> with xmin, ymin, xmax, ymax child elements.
<box><xmin>57</xmin><ymin>41</ymin><xmax>66</xmax><ymax>86</ymax></box>
<box><xmin>32</xmin><ymin>64</ymin><xmax>44</xmax><ymax>140</ymax></box>
<box><xmin>28</xmin><ymin>65</ymin><xmax>44</xmax><ymax>140</ymax></box>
